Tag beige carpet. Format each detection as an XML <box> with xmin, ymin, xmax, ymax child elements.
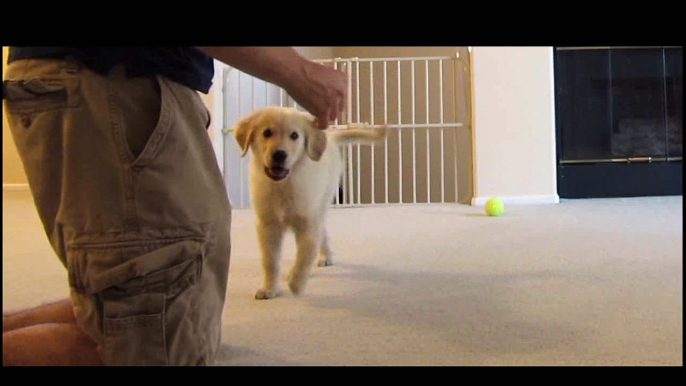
<box><xmin>3</xmin><ymin>190</ymin><xmax>682</xmax><ymax>366</ymax></box>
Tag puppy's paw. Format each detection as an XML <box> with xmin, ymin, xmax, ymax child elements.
<box><xmin>317</xmin><ymin>256</ymin><xmax>334</xmax><ymax>267</ymax></box>
<box><xmin>287</xmin><ymin>280</ymin><xmax>304</xmax><ymax>296</ymax></box>
<box><xmin>254</xmin><ymin>288</ymin><xmax>281</xmax><ymax>300</ymax></box>
<box><xmin>286</xmin><ymin>274</ymin><xmax>309</xmax><ymax>297</ymax></box>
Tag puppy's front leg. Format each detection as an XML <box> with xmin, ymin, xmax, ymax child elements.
<box><xmin>317</xmin><ymin>228</ymin><xmax>334</xmax><ymax>267</ymax></box>
<box><xmin>255</xmin><ymin>222</ymin><xmax>284</xmax><ymax>300</ymax></box>
<box><xmin>288</xmin><ymin>222</ymin><xmax>321</xmax><ymax>296</ymax></box>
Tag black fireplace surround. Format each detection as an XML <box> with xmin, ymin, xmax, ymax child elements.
<box><xmin>554</xmin><ymin>47</ymin><xmax>682</xmax><ymax>198</ymax></box>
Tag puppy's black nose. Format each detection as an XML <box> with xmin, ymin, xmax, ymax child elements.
<box><xmin>272</xmin><ymin>150</ymin><xmax>287</xmax><ymax>163</ymax></box>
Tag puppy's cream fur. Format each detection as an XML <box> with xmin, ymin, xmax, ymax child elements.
<box><xmin>234</xmin><ymin>106</ymin><xmax>387</xmax><ymax>299</ymax></box>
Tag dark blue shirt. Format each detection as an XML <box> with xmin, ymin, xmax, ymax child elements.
<box><xmin>8</xmin><ymin>47</ymin><xmax>215</xmax><ymax>94</ymax></box>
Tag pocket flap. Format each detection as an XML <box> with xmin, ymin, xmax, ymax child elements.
<box><xmin>3</xmin><ymin>78</ymin><xmax>66</xmax><ymax>100</ymax></box>
<box><xmin>68</xmin><ymin>238</ymin><xmax>204</xmax><ymax>295</ymax></box>
<box><xmin>3</xmin><ymin>77</ymin><xmax>79</xmax><ymax>113</ymax></box>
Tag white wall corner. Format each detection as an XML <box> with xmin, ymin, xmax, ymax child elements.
<box><xmin>468</xmin><ymin>49</ymin><xmax>479</xmax><ymax>203</ymax></box>
<box><xmin>547</xmin><ymin>47</ymin><xmax>559</xmax><ymax>196</ymax></box>
<box><xmin>469</xmin><ymin>47</ymin><xmax>559</xmax><ymax>205</ymax></box>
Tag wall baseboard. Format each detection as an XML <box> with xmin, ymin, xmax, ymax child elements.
<box><xmin>3</xmin><ymin>184</ymin><xmax>30</xmax><ymax>191</ymax></box>
<box><xmin>471</xmin><ymin>194</ymin><xmax>560</xmax><ymax>206</ymax></box>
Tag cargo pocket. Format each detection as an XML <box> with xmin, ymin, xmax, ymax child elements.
<box><xmin>67</xmin><ymin>237</ymin><xmax>204</xmax><ymax>366</ymax></box>
<box><xmin>102</xmin><ymin>291</ymin><xmax>167</xmax><ymax>366</ymax></box>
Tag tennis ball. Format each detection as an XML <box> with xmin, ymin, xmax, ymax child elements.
<box><xmin>485</xmin><ymin>197</ymin><xmax>504</xmax><ymax>216</ymax></box>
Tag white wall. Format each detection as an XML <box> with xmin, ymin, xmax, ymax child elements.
<box><xmin>470</xmin><ymin>47</ymin><xmax>559</xmax><ymax>206</ymax></box>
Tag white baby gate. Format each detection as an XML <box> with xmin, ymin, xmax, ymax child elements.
<box><xmin>222</xmin><ymin>54</ymin><xmax>470</xmax><ymax>209</ymax></box>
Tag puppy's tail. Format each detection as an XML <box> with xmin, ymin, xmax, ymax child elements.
<box><xmin>329</xmin><ymin>123</ymin><xmax>388</xmax><ymax>146</ymax></box>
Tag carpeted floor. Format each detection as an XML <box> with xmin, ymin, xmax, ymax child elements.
<box><xmin>3</xmin><ymin>190</ymin><xmax>682</xmax><ymax>366</ymax></box>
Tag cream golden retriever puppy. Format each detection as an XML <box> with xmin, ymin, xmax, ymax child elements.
<box><xmin>234</xmin><ymin>106</ymin><xmax>387</xmax><ymax>299</ymax></box>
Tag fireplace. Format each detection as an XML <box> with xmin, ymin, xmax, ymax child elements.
<box><xmin>554</xmin><ymin>47</ymin><xmax>682</xmax><ymax>198</ymax></box>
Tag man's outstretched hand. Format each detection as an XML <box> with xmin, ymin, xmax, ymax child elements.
<box><xmin>198</xmin><ymin>47</ymin><xmax>347</xmax><ymax>130</ymax></box>
<box><xmin>286</xmin><ymin>60</ymin><xmax>346</xmax><ymax>129</ymax></box>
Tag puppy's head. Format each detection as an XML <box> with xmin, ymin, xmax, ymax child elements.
<box><xmin>234</xmin><ymin>107</ymin><xmax>327</xmax><ymax>182</ymax></box>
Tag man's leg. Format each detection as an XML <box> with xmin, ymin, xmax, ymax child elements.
<box><xmin>3</xmin><ymin>299</ymin><xmax>75</xmax><ymax>333</ymax></box>
<box><xmin>4</xmin><ymin>59</ymin><xmax>231</xmax><ymax>366</ymax></box>
<box><xmin>2</xmin><ymin>299</ymin><xmax>102</xmax><ymax>366</ymax></box>
<box><xmin>3</xmin><ymin>323</ymin><xmax>102</xmax><ymax>366</ymax></box>
<box><xmin>3</xmin><ymin>58</ymin><xmax>117</xmax><ymax>365</ymax></box>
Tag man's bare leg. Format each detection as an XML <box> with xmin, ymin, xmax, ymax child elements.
<box><xmin>3</xmin><ymin>299</ymin><xmax>103</xmax><ymax>366</ymax></box>
<box><xmin>3</xmin><ymin>299</ymin><xmax>76</xmax><ymax>333</ymax></box>
<box><xmin>3</xmin><ymin>323</ymin><xmax>103</xmax><ymax>366</ymax></box>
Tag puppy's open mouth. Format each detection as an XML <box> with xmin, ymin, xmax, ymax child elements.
<box><xmin>264</xmin><ymin>166</ymin><xmax>290</xmax><ymax>181</ymax></box>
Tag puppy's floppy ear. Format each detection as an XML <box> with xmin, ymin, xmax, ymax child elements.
<box><xmin>234</xmin><ymin>113</ymin><xmax>257</xmax><ymax>157</ymax></box>
<box><xmin>301</xmin><ymin>114</ymin><xmax>327</xmax><ymax>161</ymax></box>
<box><xmin>307</xmin><ymin>129</ymin><xmax>327</xmax><ymax>161</ymax></box>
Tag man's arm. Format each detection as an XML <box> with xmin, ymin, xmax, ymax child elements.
<box><xmin>199</xmin><ymin>47</ymin><xmax>306</xmax><ymax>91</ymax></box>
<box><xmin>198</xmin><ymin>47</ymin><xmax>346</xmax><ymax>129</ymax></box>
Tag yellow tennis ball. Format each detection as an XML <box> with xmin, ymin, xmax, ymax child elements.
<box><xmin>485</xmin><ymin>197</ymin><xmax>504</xmax><ymax>216</ymax></box>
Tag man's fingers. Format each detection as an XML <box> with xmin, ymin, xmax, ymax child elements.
<box><xmin>317</xmin><ymin>113</ymin><xmax>329</xmax><ymax>129</ymax></box>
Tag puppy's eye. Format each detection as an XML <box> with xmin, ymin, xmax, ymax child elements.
<box><xmin>290</xmin><ymin>132</ymin><xmax>299</xmax><ymax>140</ymax></box>
<box><xmin>263</xmin><ymin>129</ymin><xmax>273</xmax><ymax>138</ymax></box>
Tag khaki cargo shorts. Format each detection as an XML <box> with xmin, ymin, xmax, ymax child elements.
<box><xmin>3</xmin><ymin>58</ymin><xmax>232</xmax><ymax>366</ymax></box>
